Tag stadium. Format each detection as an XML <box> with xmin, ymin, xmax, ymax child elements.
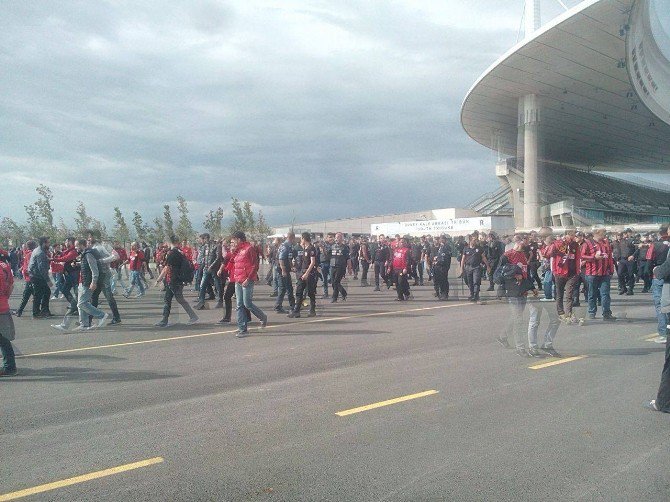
<box><xmin>461</xmin><ymin>0</ymin><xmax>670</xmax><ymax>230</ymax></box>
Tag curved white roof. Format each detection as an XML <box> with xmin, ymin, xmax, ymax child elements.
<box><xmin>461</xmin><ymin>0</ymin><xmax>670</xmax><ymax>173</ymax></box>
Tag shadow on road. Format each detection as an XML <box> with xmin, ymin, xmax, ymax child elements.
<box><xmin>7</xmin><ymin>366</ymin><xmax>180</xmax><ymax>383</ymax></box>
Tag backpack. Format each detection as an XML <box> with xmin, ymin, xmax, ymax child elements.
<box><xmin>493</xmin><ymin>262</ymin><xmax>520</xmax><ymax>285</ymax></box>
<box><xmin>174</xmin><ymin>251</ymin><xmax>195</xmax><ymax>285</ymax></box>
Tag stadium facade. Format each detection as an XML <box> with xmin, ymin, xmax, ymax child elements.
<box><xmin>461</xmin><ymin>0</ymin><xmax>670</xmax><ymax>230</ymax></box>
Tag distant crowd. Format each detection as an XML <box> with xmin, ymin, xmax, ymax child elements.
<box><xmin>0</xmin><ymin>225</ymin><xmax>668</xmax><ymax>414</ymax></box>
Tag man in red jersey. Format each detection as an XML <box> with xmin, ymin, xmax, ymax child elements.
<box><xmin>581</xmin><ymin>229</ymin><xmax>616</xmax><ymax>321</ymax></box>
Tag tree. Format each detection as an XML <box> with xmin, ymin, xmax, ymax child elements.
<box><xmin>163</xmin><ymin>204</ymin><xmax>174</xmax><ymax>238</ymax></box>
<box><xmin>151</xmin><ymin>217</ymin><xmax>166</xmax><ymax>243</ymax></box>
<box><xmin>132</xmin><ymin>212</ymin><xmax>148</xmax><ymax>242</ymax></box>
<box><xmin>175</xmin><ymin>196</ymin><xmax>194</xmax><ymax>242</ymax></box>
<box><xmin>56</xmin><ymin>217</ymin><xmax>72</xmax><ymax>242</ymax></box>
<box><xmin>74</xmin><ymin>201</ymin><xmax>92</xmax><ymax>235</ymax></box>
<box><xmin>203</xmin><ymin>207</ymin><xmax>224</xmax><ymax>237</ymax></box>
<box><xmin>24</xmin><ymin>184</ymin><xmax>56</xmax><ymax>239</ymax></box>
<box><xmin>34</xmin><ymin>184</ymin><xmax>55</xmax><ymax>232</ymax></box>
<box><xmin>243</xmin><ymin>201</ymin><xmax>255</xmax><ymax>232</ymax></box>
<box><xmin>229</xmin><ymin>197</ymin><xmax>246</xmax><ymax>234</ymax></box>
<box><xmin>256</xmin><ymin>210</ymin><xmax>271</xmax><ymax>238</ymax></box>
<box><xmin>0</xmin><ymin>217</ymin><xmax>27</xmax><ymax>247</ymax></box>
<box><xmin>113</xmin><ymin>207</ymin><xmax>131</xmax><ymax>245</ymax></box>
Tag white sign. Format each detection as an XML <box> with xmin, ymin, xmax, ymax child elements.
<box><xmin>371</xmin><ymin>217</ymin><xmax>497</xmax><ymax>236</ymax></box>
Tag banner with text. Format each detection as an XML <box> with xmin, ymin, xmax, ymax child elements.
<box><xmin>370</xmin><ymin>217</ymin><xmax>511</xmax><ymax>236</ymax></box>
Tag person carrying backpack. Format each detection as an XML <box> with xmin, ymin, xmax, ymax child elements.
<box><xmin>154</xmin><ymin>235</ymin><xmax>199</xmax><ymax>328</ymax></box>
<box><xmin>495</xmin><ymin>234</ymin><xmax>541</xmax><ymax>358</ymax></box>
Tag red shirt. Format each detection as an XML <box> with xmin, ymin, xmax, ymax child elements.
<box><xmin>544</xmin><ymin>239</ymin><xmax>581</xmax><ymax>277</ymax></box>
<box><xmin>581</xmin><ymin>239</ymin><xmax>614</xmax><ymax>276</ymax></box>
<box><xmin>180</xmin><ymin>245</ymin><xmax>194</xmax><ymax>262</ymax></box>
<box><xmin>0</xmin><ymin>261</ymin><xmax>13</xmax><ymax>313</ymax></box>
<box><xmin>21</xmin><ymin>249</ymin><xmax>32</xmax><ymax>280</ymax></box>
<box><xmin>392</xmin><ymin>247</ymin><xmax>410</xmax><ymax>270</ymax></box>
<box><xmin>129</xmin><ymin>250</ymin><xmax>145</xmax><ymax>271</ymax></box>
<box><xmin>50</xmin><ymin>252</ymin><xmax>65</xmax><ymax>274</ymax></box>
<box><xmin>504</xmin><ymin>249</ymin><xmax>529</xmax><ymax>278</ymax></box>
<box><xmin>112</xmin><ymin>247</ymin><xmax>128</xmax><ymax>269</ymax></box>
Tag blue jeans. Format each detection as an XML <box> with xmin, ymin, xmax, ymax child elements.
<box><xmin>53</xmin><ymin>272</ymin><xmax>65</xmax><ymax>297</ymax></box>
<box><xmin>272</xmin><ymin>266</ymin><xmax>280</xmax><ymax>295</ymax></box>
<box><xmin>78</xmin><ymin>285</ymin><xmax>105</xmax><ymax>327</ymax></box>
<box><xmin>585</xmin><ymin>275</ymin><xmax>612</xmax><ymax>317</ymax></box>
<box><xmin>275</xmin><ymin>272</ymin><xmax>295</xmax><ymax>309</ymax></box>
<box><xmin>542</xmin><ymin>269</ymin><xmax>554</xmax><ymax>299</ymax></box>
<box><xmin>0</xmin><ymin>327</ymin><xmax>16</xmax><ymax>372</ymax></box>
<box><xmin>652</xmin><ymin>278</ymin><xmax>669</xmax><ymax>337</ymax></box>
<box><xmin>198</xmin><ymin>270</ymin><xmax>221</xmax><ymax>302</ymax></box>
<box><xmin>235</xmin><ymin>282</ymin><xmax>266</xmax><ymax>332</ymax></box>
<box><xmin>320</xmin><ymin>263</ymin><xmax>330</xmax><ymax>295</ymax></box>
<box><xmin>505</xmin><ymin>296</ymin><xmax>528</xmax><ymax>350</ymax></box>
<box><xmin>127</xmin><ymin>270</ymin><xmax>145</xmax><ymax>295</ymax></box>
<box><xmin>528</xmin><ymin>300</ymin><xmax>560</xmax><ymax>349</ymax></box>
<box><xmin>111</xmin><ymin>268</ymin><xmax>128</xmax><ymax>292</ymax></box>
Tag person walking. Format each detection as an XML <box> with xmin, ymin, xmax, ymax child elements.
<box><xmin>275</xmin><ymin>232</ymin><xmax>296</xmax><ymax>313</ymax></box>
<box><xmin>580</xmin><ymin>229</ymin><xmax>616</xmax><ymax>321</ymax></box>
<box><xmin>460</xmin><ymin>235</ymin><xmax>489</xmax><ymax>304</ymax></box>
<box><xmin>288</xmin><ymin>232</ymin><xmax>318</xmax><ymax>318</ymax></box>
<box><xmin>646</xmin><ymin>230</ymin><xmax>670</xmax><ymax>413</ymax></box>
<box><xmin>432</xmin><ymin>234</ymin><xmax>452</xmax><ymax>301</ymax></box>
<box><xmin>329</xmin><ymin>232</ymin><xmax>352</xmax><ymax>303</ymax></box>
<box><xmin>0</xmin><ymin>251</ymin><xmax>17</xmax><ymax>376</ymax></box>
<box><xmin>28</xmin><ymin>236</ymin><xmax>53</xmax><ymax>318</ymax></box>
<box><xmin>229</xmin><ymin>231</ymin><xmax>267</xmax><ymax>337</ymax></box>
<box><xmin>154</xmin><ymin>235</ymin><xmax>199</xmax><ymax>328</ymax></box>
<box><xmin>14</xmin><ymin>241</ymin><xmax>37</xmax><ymax>317</ymax></box>
<box><xmin>52</xmin><ymin>239</ymin><xmax>109</xmax><ymax>331</ymax></box>
<box><xmin>123</xmin><ymin>242</ymin><xmax>146</xmax><ymax>298</ymax></box>
<box><xmin>544</xmin><ymin>230</ymin><xmax>581</xmax><ymax>323</ymax></box>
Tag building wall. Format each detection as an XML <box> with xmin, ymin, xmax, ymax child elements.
<box><xmin>272</xmin><ymin>208</ymin><xmax>479</xmax><ymax>236</ymax></box>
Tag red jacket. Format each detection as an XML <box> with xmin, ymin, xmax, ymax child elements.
<box><xmin>230</xmin><ymin>241</ymin><xmax>259</xmax><ymax>283</ymax></box>
<box><xmin>50</xmin><ymin>252</ymin><xmax>65</xmax><ymax>274</ymax></box>
<box><xmin>21</xmin><ymin>249</ymin><xmax>32</xmax><ymax>280</ymax></box>
<box><xmin>580</xmin><ymin>239</ymin><xmax>614</xmax><ymax>276</ymax></box>
<box><xmin>544</xmin><ymin>239</ymin><xmax>581</xmax><ymax>277</ymax></box>
<box><xmin>0</xmin><ymin>261</ymin><xmax>13</xmax><ymax>313</ymax></box>
<box><xmin>392</xmin><ymin>246</ymin><xmax>410</xmax><ymax>270</ymax></box>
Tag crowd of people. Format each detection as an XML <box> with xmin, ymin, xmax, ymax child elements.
<box><xmin>0</xmin><ymin>225</ymin><xmax>668</xmax><ymax>414</ymax></box>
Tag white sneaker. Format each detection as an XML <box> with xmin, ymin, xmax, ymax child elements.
<box><xmin>96</xmin><ymin>313</ymin><xmax>109</xmax><ymax>328</ymax></box>
<box><xmin>540</xmin><ymin>298</ymin><xmax>553</xmax><ymax>302</ymax></box>
<box><xmin>51</xmin><ymin>324</ymin><xmax>68</xmax><ymax>331</ymax></box>
<box><xmin>654</xmin><ymin>336</ymin><xmax>667</xmax><ymax>344</ymax></box>
<box><xmin>72</xmin><ymin>325</ymin><xmax>91</xmax><ymax>332</ymax></box>
<box><xmin>186</xmin><ymin>317</ymin><xmax>199</xmax><ymax>325</ymax></box>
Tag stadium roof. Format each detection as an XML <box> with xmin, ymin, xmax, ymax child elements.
<box><xmin>461</xmin><ymin>0</ymin><xmax>670</xmax><ymax>173</ymax></box>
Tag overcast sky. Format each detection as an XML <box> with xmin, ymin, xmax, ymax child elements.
<box><xmin>2</xmin><ymin>0</ymin><xmax>669</xmax><ymax>229</ymax></box>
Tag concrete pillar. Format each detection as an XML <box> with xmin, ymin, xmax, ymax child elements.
<box><xmin>519</xmin><ymin>94</ymin><xmax>541</xmax><ymax>229</ymax></box>
<box><xmin>525</xmin><ymin>0</ymin><xmax>541</xmax><ymax>39</ymax></box>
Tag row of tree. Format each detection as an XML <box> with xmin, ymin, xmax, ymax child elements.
<box><xmin>0</xmin><ymin>185</ymin><xmax>272</xmax><ymax>247</ymax></box>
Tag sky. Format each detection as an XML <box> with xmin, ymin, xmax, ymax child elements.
<box><xmin>2</xmin><ymin>0</ymin><xmax>669</xmax><ymax>230</ymax></box>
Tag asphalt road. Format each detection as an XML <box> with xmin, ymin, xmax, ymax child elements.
<box><xmin>2</xmin><ymin>268</ymin><xmax>668</xmax><ymax>501</ymax></box>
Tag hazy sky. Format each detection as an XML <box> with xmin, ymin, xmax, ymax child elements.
<box><xmin>2</xmin><ymin>0</ymin><xmax>668</xmax><ymax>229</ymax></box>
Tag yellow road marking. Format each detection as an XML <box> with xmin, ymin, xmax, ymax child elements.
<box><xmin>644</xmin><ymin>333</ymin><xmax>662</xmax><ymax>342</ymax></box>
<box><xmin>335</xmin><ymin>390</ymin><xmax>439</xmax><ymax>416</ymax></box>
<box><xmin>0</xmin><ymin>457</ymin><xmax>164</xmax><ymax>501</ymax></box>
<box><xmin>529</xmin><ymin>355</ymin><xmax>587</xmax><ymax>370</ymax></box>
<box><xmin>18</xmin><ymin>303</ymin><xmax>471</xmax><ymax>358</ymax></box>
